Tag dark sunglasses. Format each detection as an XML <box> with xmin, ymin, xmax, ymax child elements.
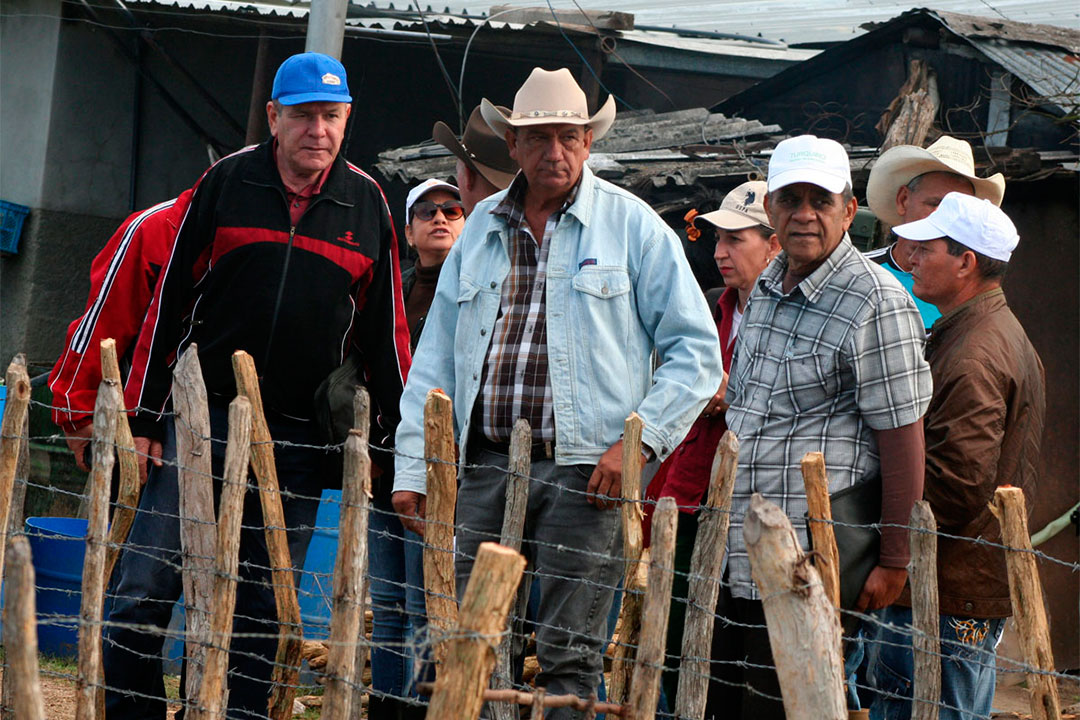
<box><xmin>411</xmin><ymin>200</ymin><xmax>464</xmax><ymax>222</ymax></box>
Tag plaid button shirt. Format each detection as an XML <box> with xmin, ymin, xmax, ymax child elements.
<box><xmin>724</xmin><ymin>236</ymin><xmax>932</xmax><ymax>599</ymax></box>
<box><xmin>477</xmin><ymin>175</ymin><xmax>578</xmax><ymax>442</ymax></box>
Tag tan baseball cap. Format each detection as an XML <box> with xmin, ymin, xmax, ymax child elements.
<box><xmin>694</xmin><ymin>180</ymin><xmax>772</xmax><ymax>232</ymax></box>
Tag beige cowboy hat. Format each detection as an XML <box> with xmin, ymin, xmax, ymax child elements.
<box><xmin>480</xmin><ymin>67</ymin><xmax>617</xmax><ymax>141</ymax></box>
<box><xmin>433</xmin><ymin>106</ymin><xmax>519</xmax><ymax>190</ymax></box>
<box><xmin>867</xmin><ymin>135</ymin><xmax>1005</xmax><ymax>227</ymax></box>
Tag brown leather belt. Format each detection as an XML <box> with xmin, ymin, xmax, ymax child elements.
<box><xmin>470</xmin><ymin>433</ymin><xmax>555</xmax><ymax>461</ymax></box>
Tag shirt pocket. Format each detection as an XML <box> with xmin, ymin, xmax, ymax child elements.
<box><xmin>571</xmin><ymin>267</ymin><xmax>631</xmax><ymax>299</ymax></box>
<box><xmin>769</xmin><ymin>351</ymin><xmax>839</xmax><ymax>416</ymax></box>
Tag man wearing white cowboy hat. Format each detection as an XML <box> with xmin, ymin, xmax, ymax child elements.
<box><xmin>392</xmin><ymin>67</ymin><xmax>722</xmax><ymax>715</ymax></box>
<box><xmin>865</xmin><ymin>135</ymin><xmax>1006</xmax><ymax>331</ymax></box>
<box><xmin>863</xmin><ymin>192</ymin><xmax>1044</xmax><ymax>720</ymax></box>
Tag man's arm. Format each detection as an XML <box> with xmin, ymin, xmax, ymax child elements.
<box><xmin>856</xmin><ymin>420</ymin><xmax>925</xmax><ymax>612</ymax></box>
<box><xmin>923</xmin><ymin>360</ymin><xmax>1007</xmax><ymax>531</ymax></box>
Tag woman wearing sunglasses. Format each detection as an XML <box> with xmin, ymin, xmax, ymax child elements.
<box><xmin>368</xmin><ymin>178</ymin><xmax>466</xmax><ymax>719</ymax></box>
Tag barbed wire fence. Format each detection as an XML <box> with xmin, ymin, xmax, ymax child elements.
<box><xmin>0</xmin><ymin>344</ymin><xmax>1075</xmax><ymax>720</ymax></box>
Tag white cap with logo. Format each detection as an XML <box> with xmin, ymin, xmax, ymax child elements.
<box><xmin>892</xmin><ymin>192</ymin><xmax>1019</xmax><ymax>262</ymax></box>
<box><xmin>694</xmin><ymin>180</ymin><xmax>772</xmax><ymax>231</ymax></box>
<box><xmin>767</xmin><ymin>135</ymin><xmax>852</xmax><ymax>195</ymax></box>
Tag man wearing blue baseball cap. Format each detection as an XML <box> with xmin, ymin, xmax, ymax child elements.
<box><xmin>863</xmin><ymin>193</ymin><xmax>1045</xmax><ymax>720</ymax></box>
<box><xmin>105</xmin><ymin>52</ymin><xmax>411</xmax><ymax>718</ymax></box>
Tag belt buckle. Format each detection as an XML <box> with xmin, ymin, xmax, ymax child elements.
<box><xmin>543</xmin><ymin>441</ymin><xmax>554</xmax><ymax>460</ymax></box>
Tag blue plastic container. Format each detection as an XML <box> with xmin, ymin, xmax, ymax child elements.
<box><xmin>297</xmin><ymin>489</ymin><xmax>342</xmax><ymax>640</ymax></box>
<box><xmin>0</xmin><ymin>200</ymin><xmax>30</xmax><ymax>255</ymax></box>
<box><xmin>25</xmin><ymin>517</ymin><xmax>89</xmax><ymax>658</ymax></box>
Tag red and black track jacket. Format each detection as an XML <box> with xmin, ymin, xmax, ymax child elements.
<box><xmin>48</xmin><ymin>190</ymin><xmax>192</xmax><ymax>432</ymax></box>
<box><xmin>126</xmin><ymin>140</ymin><xmax>411</xmax><ymax>442</ymax></box>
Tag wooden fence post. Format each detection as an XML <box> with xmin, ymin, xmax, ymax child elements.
<box><xmin>744</xmin><ymin>493</ymin><xmax>846</xmax><ymax>720</ymax></box>
<box><xmin>0</xmin><ymin>356</ymin><xmax>31</xmax><ymax>583</ymax></box>
<box><xmin>990</xmin><ymin>487</ymin><xmax>1061</xmax><ymax>720</ymax></box>
<box><xmin>908</xmin><ymin>501</ymin><xmax>940</xmax><ymax>720</ymax></box>
<box><xmin>101</xmin><ymin>338</ymin><xmax>142</xmax><ymax>587</ymax></box>
<box><xmin>627</xmin><ymin>496</ymin><xmax>678</xmax><ymax>720</ymax></box>
<box><xmin>610</xmin><ymin>413</ymin><xmax>645</xmax><ymax>705</ymax></box>
<box><xmin>231</xmin><ymin>350</ymin><xmax>302</xmax><ymax>720</ymax></box>
<box><xmin>75</xmin><ymin>379</ymin><xmax>120</xmax><ymax>720</ymax></box>
<box><xmin>492</xmin><ymin>419</ymin><xmax>531</xmax><ymax>720</ymax></box>
<box><xmin>674</xmin><ymin>430</ymin><xmax>739</xmax><ymax>719</ymax></box>
<box><xmin>423</xmin><ymin>389</ymin><xmax>458</xmax><ymax>667</ymax></box>
<box><xmin>189</xmin><ymin>397</ymin><xmax>251</xmax><ymax>720</ymax></box>
<box><xmin>172</xmin><ymin>345</ymin><xmax>218</xmax><ymax>697</ymax></box>
<box><xmin>801</xmin><ymin>452</ymin><xmax>841</xmax><ymax>611</ymax></box>
<box><xmin>1</xmin><ymin>355</ymin><xmax>31</xmax><ymax>720</ymax></box>
<box><xmin>349</xmin><ymin>387</ymin><xmax>372</xmax><ymax>715</ymax></box>
<box><xmin>425</xmin><ymin>542</ymin><xmax>526</xmax><ymax>720</ymax></box>
<box><xmin>322</xmin><ymin>422</ymin><xmax>373</xmax><ymax>717</ymax></box>
<box><xmin>5</xmin><ymin>535</ymin><xmax>45</xmax><ymax>720</ymax></box>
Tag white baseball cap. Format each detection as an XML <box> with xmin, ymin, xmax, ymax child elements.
<box><xmin>767</xmin><ymin>135</ymin><xmax>852</xmax><ymax>195</ymax></box>
<box><xmin>892</xmin><ymin>192</ymin><xmax>1019</xmax><ymax>262</ymax></box>
<box><xmin>405</xmin><ymin>178</ymin><xmax>460</xmax><ymax>220</ymax></box>
<box><xmin>694</xmin><ymin>180</ymin><xmax>772</xmax><ymax>232</ymax></box>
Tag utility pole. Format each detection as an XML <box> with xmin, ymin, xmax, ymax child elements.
<box><xmin>305</xmin><ymin>0</ymin><xmax>350</xmax><ymax>59</ymax></box>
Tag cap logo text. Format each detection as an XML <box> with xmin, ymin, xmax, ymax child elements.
<box><xmin>322</xmin><ymin>73</ymin><xmax>342</xmax><ymax>86</ymax></box>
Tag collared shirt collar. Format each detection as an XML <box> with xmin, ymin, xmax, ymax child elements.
<box><xmin>758</xmin><ymin>233</ymin><xmax>856</xmax><ymax>304</ymax></box>
<box><xmin>929</xmin><ymin>287</ymin><xmax>1005</xmax><ymax>339</ymax></box>
<box><xmin>492</xmin><ymin>165</ymin><xmax>588</xmax><ymax>229</ymax></box>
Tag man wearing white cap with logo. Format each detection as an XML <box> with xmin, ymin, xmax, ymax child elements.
<box><xmin>865</xmin><ymin>135</ymin><xmax>1006</xmax><ymax>331</ymax></box>
<box><xmin>862</xmin><ymin>193</ymin><xmax>1045</xmax><ymax>720</ymax></box>
<box><xmin>392</xmin><ymin>67</ymin><xmax>722</xmax><ymax>716</ymax></box>
<box><xmin>721</xmin><ymin>135</ymin><xmax>932</xmax><ymax>717</ymax></box>
<box><xmin>112</xmin><ymin>52</ymin><xmax>411</xmax><ymax>718</ymax></box>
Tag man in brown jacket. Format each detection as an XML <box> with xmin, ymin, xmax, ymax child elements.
<box><xmin>862</xmin><ymin>191</ymin><xmax>1045</xmax><ymax>720</ymax></box>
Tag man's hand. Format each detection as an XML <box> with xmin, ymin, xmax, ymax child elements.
<box><xmin>701</xmin><ymin>373</ymin><xmax>730</xmax><ymax>418</ymax></box>
<box><xmin>586</xmin><ymin>440</ymin><xmax>647</xmax><ymax>511</ymax></box>
<box><xmin>392</xmin><ymin>491</ymin><xmax>427</xmax><ymax>536</ymax></box>
<box><xmin>133</xmin><ymin>436</ymin><xmax>164</xmax><ymax>485</ymax></box>
<box><xmin>854</xmin><ymin>565</ymin><xmax>908</xmax><ymax>613</ymax></box>
<box><xmin>64</xmin><ymin>425</ymin><xmax>95</xmax><ymax>472</ymax></box>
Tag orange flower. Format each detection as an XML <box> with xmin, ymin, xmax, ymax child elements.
<box><xmin>684</xmin><ymin>208</ymin><xmax>701</xmax><ymax>242</ymax></box>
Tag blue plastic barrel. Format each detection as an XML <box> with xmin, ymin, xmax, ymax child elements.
<box><xmin>297</xmin><ymin>489</ymin><xmax>342</xmax><ymax>640</ymax></box>
<box><xmin>25</xmin><ymin>517</ymin><xmax>88</xmax><ymax>658</ymax></box>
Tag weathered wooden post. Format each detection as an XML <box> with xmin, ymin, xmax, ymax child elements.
<box><xmin>322</xmin><ymin>419</ymin><xmax>373</xmax><ymax>717</ymax></box>
<box><xmin>101</xmin><ymin>338</ymin><xmax>142</xmax><ymax>586</ymax></box>
<box><xmin>744</xmin><ymin>493</ymin><xmax>846</xmax><ymax>720</ymax></box>
<box><xmin>348</xmin><ymin>387</ymin><xmax>372</xmax><ymax>715</ymax></box>
<box><xmin>231</xmin><ymin>350</ymin><xmax>302</xmax><ymax>720</ymax></box>
<box><xmin>423</xmin><ymin>389</ymin><xmax>458</xmax><ymax>667</ymax></box>
<box><xmin>1</xmin><ymin>356</ymin><xmax>31</xmax><ymax>720</ymax></box>
<box><xmin>425</xmin><ymin>542</ymin><xmax>526</xmax><ymax>720</ymax></box>
<box><xmin>627</xmin><ymin>496</ymin><xmax>678</xmax><ymax>720</ymax></box>
<box><xmin>492</xmin><ymin>419</ymin><xmax>531</xmax><ymax>720</ymax></box>
<box><xmin>990</xmin><ymin>486</ymin><xmax>1061</xmax><ymax>720</ymax></box>
<box><xmin>801</xmin><ymin>452</ymin><xmax>841</xmax><ymax>611</ymax></box>
<box><xmin>190</xmin><ymin>397</ymin><xmax>252</xmax><ymax>720</ymax></box>
<box><xmin>609</xmin><ymin>413</ymin><xmax>645</xmax><ymax>704</ymax></box>
<box><xmin>75</xmin><ymin>379</ymin><xmax>120</xmax><ymax>720</ymax></box>
<box><xmin>5</xmin><ymin>535</ymin><xmax>46</xmax><ymax>720</ymax></box>
<box><xmin>908</xmin><ymin>501</ymin><xmax>940</xmax><ymax>720</ymax></box>
<box><xmin>675</xmin><ymin>430</ymin><xmax>738</xmax><ymax>719</ymax></box>
<box><xmin>172</xmin><ymin>345</ymin><xmax>218</xmax><ymax>697</ymax></box>
<box><xmin>0</xmin><ymin>356</ymin><xmax>31</xmax><ymax>582</ymax></box>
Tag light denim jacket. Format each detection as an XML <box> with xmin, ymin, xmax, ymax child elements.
<box><xmin>392</xmin><ymin>166</ymin><xmax>724</xmax><ymax>495</ymax></box>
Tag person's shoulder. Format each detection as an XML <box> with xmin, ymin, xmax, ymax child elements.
<box><xmin>838</xmin><ymin>245</ymin><xmax>910</xmax><ymax>299</ymax></box>
<box><xmin>864</xmin><ymin>245</ymin><xmax>891</xmax><ymax>266</ymax></box>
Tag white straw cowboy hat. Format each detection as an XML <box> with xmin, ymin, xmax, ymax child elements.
<box><xmin>867</xmin><ymin>135</ymin><xmax>1006</xmax><ymax>227</ymax></box>
<box><xmin>480</xmin><ymin>67</ymin><xmax>617</xmax><ymax>141</ymax></box>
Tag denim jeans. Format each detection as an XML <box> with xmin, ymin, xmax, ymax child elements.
<box><xmin>455</xmin><ymin>449</ymin><xmax>623</xmax><ymax>720</ymax></box>
<box><xmin>863</xmin><ymin>605</ymin><xmax>1005</xmax><ymax>720</ymax></box>
<box><xmin>102</xmin><ymin>406</ymin><xmax>323</xmax><ymax>719</ymax></box>
<box><xmin>368</xmin><ymin>495</ymin><xmax>428</xmax><ymax>699</ymax></box>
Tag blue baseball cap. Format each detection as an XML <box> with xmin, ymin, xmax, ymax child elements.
<box><xmin>272</xmin><ymin>52</ymin><xmax>352</xmax><ymax>106</ymax></box>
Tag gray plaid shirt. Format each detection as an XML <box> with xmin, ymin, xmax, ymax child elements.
<box><xmin>724</xmin><ymin>236</ymin><xmax>932</xmax><ymax>599</ymax></box>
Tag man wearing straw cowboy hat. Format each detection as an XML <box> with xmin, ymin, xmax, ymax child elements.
<box><xmin>433</xmin><ymin>104</ymin><xmax>519</xmax><ymax>212</ymax></box>
<box><xmin>865</xmin><ymin>135</ymin><xmax>1005</xmax><ymax>331</ymax></box>
<box><xmin>863</xmin><ymin>192</ymin><xmax>1044</xmax><ymax>720</ymax></box>
<box><xmin>392</xmin><ymin>67</ymin><xmax>722</xmax><ymax>715</ymax></box>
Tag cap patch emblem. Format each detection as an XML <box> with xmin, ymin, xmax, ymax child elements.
<box><xmin>322</xmin><ymin>73</ymin><xmax>342</xmax><ymax>86</ymax></box>
<box><xmin>745</xmin><ymin>190</ymin><xmax>756</xmax><ymax>205</ymax></box>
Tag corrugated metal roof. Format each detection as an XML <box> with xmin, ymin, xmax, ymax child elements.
<box><xmin>967</xmin><ymin>37</ymin><xmax>1080</xmax><ymax>109</ymax></box>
